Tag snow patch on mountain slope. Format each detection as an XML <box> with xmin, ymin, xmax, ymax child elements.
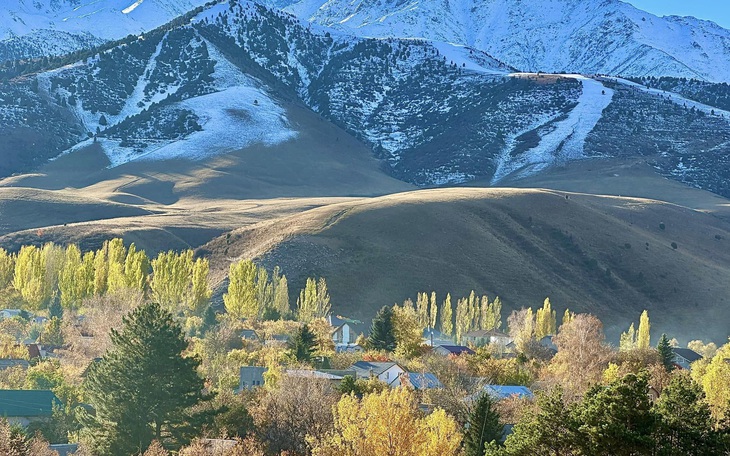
<box><xmin>604</xmin><ymin>76</ymin><xmax>730</xmax><ymax>119</ymax></box>
<box><xmin>492</xmin><ymin>74</ymin><xmax>614</xmax><ymax>183</ymax></box>
<box><xmin>275</xmin><ymin>0</ymin><xmax>730</xmax><ymax>82</ymax></box>
<box><xmin>0</xmin><ymin>0</ymin><xmax>208</xmax><ymax>60</ymax></box>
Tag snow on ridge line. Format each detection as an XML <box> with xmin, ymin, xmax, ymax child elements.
<box><xmin>491</xmin><ymin>74</ymin><xmax>614</xmax><ymax>183</ymax></box>
<box><xmin>604</xmin><ymin>76</ymin><xmax>730</xmax><ymax>119</ymax></box>
<box><xmin>122</xmin><ymin>0</ymin><xmax>145</xmax><ymax>15</ymax></box>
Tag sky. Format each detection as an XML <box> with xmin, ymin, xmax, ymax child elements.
<box><xmin>626</xmin><ymin>1</ymin><xmax>730</xmax><ymax>29</ymax></box>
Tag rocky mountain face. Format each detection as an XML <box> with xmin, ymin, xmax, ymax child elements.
<box><xmin>0</xmin><ymin>0</ymin><xmax>209</xmax><ymax>61</ymax></box>
<box><xmin>0</xmin><ymin>0</ymin><xmax>729</xmax><ymax>196</ymax></box>
<box><xmin>272</xmin><ymin>0</ymin><xmax>730</xmax><ymax>82</ymax></box>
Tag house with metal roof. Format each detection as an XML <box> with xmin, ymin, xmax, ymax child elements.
<box><xmin>396</xmin><ymin>372</ymin><xmax>444</xmax><ymax>390</ymax></box>
<box><xmin>671</xmin><ymin>348</ymin><xmax>703</xmax><ymax>370</ymax></box>
<box><xmin>433</xmin><ymin>344</ymin><xmax>475</xmax><ymax>356</ymax></box>
<box><xmin>484</xmin><ymin>385</ymin><xmax>534</xmax><ymax>401</ymax></box>
<box><xmin>0</xmin><ymin>359</ymin><xmax>30</xmax><ymax>371</ymax></box>
<box><xmin>462</xmin><ymin>329</ymin><xmax>513</xmax><ymax>348</ymax></box>
<box><xmin>349</xmin><ymin>361</ymin><xmax>406</xmax><ymax>386</ymax></box>
<box><xmin>0</xmin><ymin>390</ymin><xmax>60</xmax><ymax>426</ymax></box>
<box><xmin>329</xmin><ymin>315</ymin><xmax>365</xmax><ymax>345</ymax></box>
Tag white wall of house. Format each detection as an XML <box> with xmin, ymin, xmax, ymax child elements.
<box><xmin>380</xmin><ymin>365</ymin><xmax>406</xmax><ymax>386</ymax></box>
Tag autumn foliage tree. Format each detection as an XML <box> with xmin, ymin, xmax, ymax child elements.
<box><xmin>311</xmin><ymin>388</ymin><xmax>461</xmax><ymax>456</ymax></box>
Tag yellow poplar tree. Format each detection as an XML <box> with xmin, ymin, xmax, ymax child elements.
<box><xmin>59</xmin><ymin>245</ymin><xmax>86</xmax><ymax>310</ymax></box>
<box><xmin>416</xmin><ymin>292</ymin><xmax>430</xmax><ymax>328</ymax></box>
<box><xmin>273</xmin><ymin>274</ymin><xmax>290</xmax><ymax>317</ymax></box>
<box><xmin>187</xmin><ymin>258</ymin><xmax>211</xmax><ymax>315</ymax></box>
<box><xmin>535</xmin><ymin>297</ymin><xmax>557</xmax><ymax>339</ymax></box>
<box><xmin>93</xmin><ymin>243</ymin><xmax>109</xmax><ymax>296</ymax></box>
<box><xmin>0</xmin><ymin>248</ymin><xmax>15</xmax><ymax>290</ymax></box>
<box><xmin>13</xmin><ymin>245</ymin><xmax>46</xmax><ymax>310</ymax></box>
<box><xmin>637</xmin><ymin>310</ymin><xmax>651</xmax><ymax>350</ymax></box>
<box><xmin>392</xmin><ymin>302</ymin><xmax>423</xmax><ymax>358</ymax></box>
<box><xmin>696</xmin><ymin>341</ymin><xmax>730</xmax><ymax>419</ymax></box>
<box><xmin>311</xmin><ymin>388</ymin><xmax>461</xmax><ymax>456</ymax></box>
<box><xmin>224</xmin><ymin>259</ymin><xmax>258</xmax><ymax>320</ymax></box>
<box><xmin>429</xmin><ymin>292</ymin><xmax>438</xmax><ymax>329</ymax></box>
<box><xmin>455</xmin><ymin>297</ymin><xmax>470</xmax><ymax>344</ymax></box>
<box><xmin>440</xmin><ymin>294</ymin><xmax>453</xmax><ymax>337</ymax></box>
<box><xmin>123</xmin><ymin>243</ymin><xmax>150</xmax><ymax>292</ymax></box>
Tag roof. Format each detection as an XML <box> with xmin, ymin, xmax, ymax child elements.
<box><xmin>0</xmin><ymin>390</ymin><xmax>60</xmax><ymax>417</ymax></box>
<box><xmin>328</xmin><ymin>315</ymin><xmax>365</xmax><ymax>333</ymax></box>
<box><xmin>240</xmin><ymin>329</ymin><xmax>260</xmax><ymax>340</ymax></box>
<box><xmin>350</xmin><ymin>361</ymin><xmax>401</xmax><ymax>377</ymax></box>
<box><xmin>403</xmin><ymin>372</ymin><xmax>443</xmax><ymax>390</ymax></box>
<box><xmin>286</xmin><ymin>369</ymin><xmax>356</xmax><ymax>380</ymax></box>
<box><xmin>484</xmin><ymin>385</ymin><xmax>534</xmax><ymax>400</ymax></box>
<box><xmin>0</xmin><ymin>359</ymin><xmax>30</xmax><ymax>370</ymax></box>
<box><xmin>672</xmin><ymin>348</ymin><xmax>703</xmax><ymax>363</ymax></box>
<box><xmin>464</xmin><ymin>329</ymin><xmax>511</xmax><ymax>339</ymax></box>
<box><xmin>49</xmin><ymin>444</ymin><xmax>79</xmax><ymax>456</ymax></box>
<box><xmin>435</xmin><ymin>345</ymin><xmax>475</xmax><ymax>355</ymax></box>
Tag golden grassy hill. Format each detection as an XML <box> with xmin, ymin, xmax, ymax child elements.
<box><xmin>201</xmin><ymin>187</ymin><xmax>730</xmax><ymax>342</ymax></box>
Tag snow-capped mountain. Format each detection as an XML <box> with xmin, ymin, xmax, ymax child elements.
<box><xmin>270</xmin><ymin>0</ymin><xmax>730</xmax><ymax>82</ymax></box>
<box><xmin>1</xmin><ymin>0</ymin><xmax>729</xmax><ymax>197</ymax></box>
<box><xmin>0</xmin><ymin>0</ymin><xmax>209</xmax><ymax>60</ymax></box>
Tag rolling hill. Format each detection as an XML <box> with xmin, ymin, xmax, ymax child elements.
<box><xmin>199</xmin><ymin>187</ymin><xmax>730</xmax><ymax>343</ymax></box>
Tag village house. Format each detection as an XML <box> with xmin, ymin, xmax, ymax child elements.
<box><xmin>462</xmin><ymin>329</ymin><xmax>513</xmax><ymax>348</ymax></box>
<box><xmin>349</xmin><ymin>361</ymin><xmax>406</xmax><ymax>386</ymax></box>
<box><xmin>396</xmin><ymin>372</ymin><xmax>444</xmax><ymax>390</ymax></box>
<box><xmin>671</xmin><ymin>347</ymin><xmax>703</xmax><ymax>370</ymax></box>
<box><xmin>328</xmin><ymin>315</ymin><xmax>364</xmax><ymax>344</ymax></box>
<box><xmin>0</xmin><ymin>359</ymin><xmax>30</xmax><ymax>371</ymax></box>
<box><xmin>238</xmin><ymin>366</ymin><xmax>267</xmax><ymax>391</ymax></box>
<box><xmin>433</xmin><ymin>344</ymin><xmax>475</xmax><ymax>356</ymax></box>
<box><xmin>423</xmin><ymin>328</ymin><xmax>454</xmax><ymax>347</ymax></box>
<box><xmin>240</xmin><ymin>329</ymin><xmax>261</xmax><ymax>342</ymax></box>
<box><xmin>0</xmin><ymin>390</ymin><xmax>60</xmax><ymax>426</ymax></box>
<box><xmin>286</xmin><ymin>369</ymin><xmax>357</xmax><ymax>386</ymax></box>
<box><xmin>0</xmin><ymin>309</ymin><xmax>23</xmax><ymax>320</ymax></box>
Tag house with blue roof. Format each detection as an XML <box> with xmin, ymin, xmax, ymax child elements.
<box><xmin>397</xmin><ymin>372</ymin><xmax>444</xmax><ymax>390</ymax></box>
<box><xmin>484</xmin><ymin>385</ymin><xmax>534</xmax><ymax>401</ymax></box>
<box><xmin>0</xmin><ymin>390</ymin><xmax>60</xmax><ymax>426</ymax></box>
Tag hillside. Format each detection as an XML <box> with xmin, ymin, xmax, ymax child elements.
<box><xmin>201</xmin><ymin>188</ymin><xmax>730</xmax><ymax>342</ymax></box>
<box><xmin>0</xmin><ymin>0</ymin><xmax>209</xmax><ymax>61</ymax></box>
<box><xmin>274</xmin><ymin>0</ymin><xmax>730</xmax><ymax>82</ymax></box>
<box><xmin>1</xmin><ymin>0</ymin><xmax>729</xmax><ymax>196</ymax></box>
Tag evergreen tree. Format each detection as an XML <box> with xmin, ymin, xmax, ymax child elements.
<box><xmin>367</xmin><ymin>306</ymin><xmax>396</xmax><ymax>352</ymax></box>
<box><xmin>82</xmin><ymin>302</ymin><xmax>211</xmax><ymax>455</ymax></box>
<box><xmin>654</xmin><ymin>374</ymin><xmax>724</xmax><ymax>455</ymax></box>
<box><xmin>288</xmin><ymin>324</ymin><xmax>318</xmax><ymax>362</ymax></box>
<box><xmin>440</xmin><ymin>294</ymin><xmax>453</xmax><ymax>337</ymax></box>
<box><xmin>657</xmin><ymin>333</ymin><xmax>675</xmax><ymax>372</ymax></box>
<box><xmin>637</xmin><ymin>310</ymin><xmax>651</xmax><ymax>349</ymax></box>
<box><xmin>576</xmin><ymin>373</ymin><xmax>656</xmax><ymax>455</ymax></box>
<box><xmin>464</xmin><ymin>393</ymin><xmax>504</xmax><ymax>456</ymax></box>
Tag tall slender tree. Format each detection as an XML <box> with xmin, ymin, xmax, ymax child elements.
<box><xmin>440</xmin><ymin>294</ymin><xmax>453</xmax><ymax>337</ymax></box>
<box><xmin>657</xmin><ymin>334</ymin><xmax>675</xmax><ymax>372</ymax></box>
<box><xmin>637</xmin><ymin>310</ymin><xmax>651</xmax><ymax>350</ymax></box>
<box><xmin>464</xmin><ymin>393</ymin><xmax>503</xmax><ymax>456</ymax></box>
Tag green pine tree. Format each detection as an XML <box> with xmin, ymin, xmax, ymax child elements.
<box><xmin>654</xmin><ymin>374</ymin><xmax>723</xmax><ymax>455</ymax></box>
<box><xmin>657</xmin><ymin>333</ymin><xmax>675</xmax><ymax>372</ymax></box>
<box><xmin>367</xmin><ymin>306</ymin><xmax>396</xmax><ymax>352</ymax></box>
<box><xmin>288</xmin><ymin>324</ymin><xmax>318</xmax><ymax>362</ymax></box>
<box><xmin>464</xmin><ymin>392</ymin><xmax>504</xmax><ymax>456</ymax></box>
<box><xmin>81</xmin><ymin>302</ymin><xmax>212</xmax><ymax>455</ymax></box>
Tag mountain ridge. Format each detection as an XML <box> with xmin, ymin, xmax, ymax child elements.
<box><xmin>271</xmin><ymin>0</ymin><xmax>730</xmax><ymax>82</ymax></box>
